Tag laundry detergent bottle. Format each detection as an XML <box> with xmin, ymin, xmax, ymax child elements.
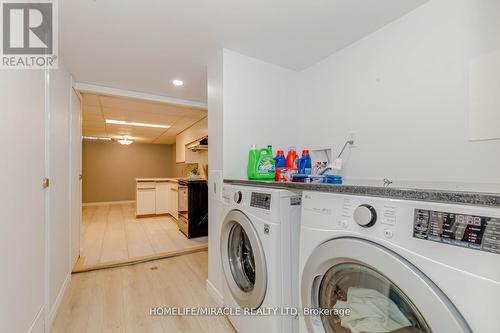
<box><xmin>274</xmin><ymin>150</ymin><xmax>286</xmax><ymax>181</ymax></box>
<box><xmin>298</xmin><ymin>149</ymin><xmax>312</xmax><ymax>174</ymax></box>
<box><xmin>247</xmin><ymin>145</ymin><xmax>275</xmax><ymax>180</ymax></box>
<box><xmin>286</xmin><ymin>146</ymin><xmax>299</xmax><ymax>171</ymax></box>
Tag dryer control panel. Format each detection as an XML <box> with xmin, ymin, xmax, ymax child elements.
<box><xmin>250</xmin><ymin>192</ymin><xmax>271</xmax><ymax>210</ymax></box>
<box><xmin>413</xmin><ymin>209</ymin><xmax>500</xmax><ymax>255</ymax></box>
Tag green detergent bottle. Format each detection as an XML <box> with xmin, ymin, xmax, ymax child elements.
<box><xmin>247</xmin><ymin>145</ymin><xmax>275</xmax><ymax>180</ymax></box>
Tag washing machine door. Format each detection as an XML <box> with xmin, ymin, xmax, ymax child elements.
<box><xmin>221</xmin><ymin>209</ymin><xmax>267</xmax><ymax>309</ymax></box>
<box><xmin>301</xmin><ymin>237</ymin><xmax>471</xmax><ymax>333</ymax></box>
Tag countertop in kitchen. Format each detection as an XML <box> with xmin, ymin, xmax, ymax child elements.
<box><xmin>224</xmin><ymin>179</ymin><xmax>500</xmax><ymax>208</ymax></box>
<box><xmin>136</xmin><ymin>178</ymin><xmax>181</xmax><ymax>183</ymax></box>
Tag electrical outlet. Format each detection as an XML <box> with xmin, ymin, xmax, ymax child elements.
<box><xmin>348</xmin><ymin>132</ymin><xmax>358</xmax><ymax>147</ymax></box>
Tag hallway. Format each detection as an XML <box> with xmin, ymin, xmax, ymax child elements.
<box><xmin>52</xmin><ymin>251</ymin><xmax>235</xmax><ymax>333</ymax></box>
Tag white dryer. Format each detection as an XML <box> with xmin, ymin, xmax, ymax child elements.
<box><xmin>221</xmin><ymin>184</ymin><xmax>301</xmax><ymax>333</ymax></box>
<box><xmin>299</xmin><ymin>191</ymin><xmax>500</xmax><ymax>333</ymax></box>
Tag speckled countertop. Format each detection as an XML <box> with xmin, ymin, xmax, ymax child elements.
<box><xmin>224</xmin><ymin>179</ymin><xmax>500</xmax><ymax>208</ymax></box>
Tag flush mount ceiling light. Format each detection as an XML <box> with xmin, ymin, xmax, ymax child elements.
<box><xmin>117</xmin><ymin>137</ymin><xmax>133</xmax><ymax>145</ymax></box>
<box><xmin>105</xmin><ymin>119</ymin><xmax>170</xmax><ymax>129</ymax></box>
<box><xmin>83</xmin><ymin>136</ymin><xmax>112</xmax><ymax>141</ymax></box>
<box><xmin>172</xmin><ymin>79</ymin><xmax>184</xmax><ymax>86</ymax></box>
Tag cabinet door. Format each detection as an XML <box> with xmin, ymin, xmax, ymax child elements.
<box><xmin>170</xmin><ymin>183</ymin><xmax>179</xmax><ymax>219</ymax></box>
<box><xmin>136</xmin><ymin>188</ymin><xmax>156</xmax><ymax>215</ymax></box>
<box><xmin>155</xmin><ymin>182</ymin><xmax>169</xmax><ymax>214</ymax></box>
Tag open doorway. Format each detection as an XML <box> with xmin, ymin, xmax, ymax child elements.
<box><xmin>73</xmin><ymin>90</ymin><xmax>209</xmax><ymax>271</ymax></box>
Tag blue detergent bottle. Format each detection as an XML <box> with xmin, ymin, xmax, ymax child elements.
<box><xmin>298</xmin><ymin>149</ymin><xmax>312</xmax><ymax>175</ymax></box>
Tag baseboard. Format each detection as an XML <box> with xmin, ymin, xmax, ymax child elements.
<box><xmin>206</xmin><ymin>279</ymin><xmax>223</xmax><ymax>306</ymax></box>
<box><xmin>82</xmin><ymin>200</ymin><xmax>135</xmax><ymax>206</ymax></box>
<box><xmin>28</xmin><ymin>306</ymin><xmax>44</xmax><ymax>333</ymax></box>
<box><xmin>48</xmin><ymin>273</ymin><xmax>71</xmax><ymax>330</ymax></box>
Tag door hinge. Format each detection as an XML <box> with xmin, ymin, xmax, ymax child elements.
<box><xmin>79</xmin><ymin>174</ymin><xmax>83</xmax><ymax>180</ymax></box>
<box><xmin>42</xmin><ymin>178</ymin><xmax>50</xmax><ymax>189</ymax></box>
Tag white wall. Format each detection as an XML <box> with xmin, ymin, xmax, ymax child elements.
<box><xmin>297</xmin><ymin>0</ymin><xmax>500</xmax><ymax>185</ymax></box>
<box><xmin>222</xmin><ymin>49</ymin><xmax>299</xmax><ymax>179</ymax></box>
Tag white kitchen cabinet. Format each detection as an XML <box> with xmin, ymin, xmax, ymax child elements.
<box><xmin>136</xmin><ymin>186</ymin><xmax>156</xmax><ymax>216</ymax></box>
<box><xmin>169</xmin><ymin>182</ymin><xmax>179</xmax><ymax>219</ymax></box>
<box><xmin>175</xmin><ymin>117</ymin><xmax>208</xmax><ymax>163</ymax></box>
<box><xmin>155</xmin><ymin>182</ymin><xmax>169</xmax><ymax>215</ymax></box>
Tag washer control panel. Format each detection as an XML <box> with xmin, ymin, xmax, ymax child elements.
<box><xmin>250</xmin><ymin>192</ymin><xmax>271</xmax><ymax>210</ymax></box>
<box><xmin>413</xmin><ymin>209</ymin><xmax>500</xmax><ymax>255</ymax></box>
<box><xmin>353</xmin><ymin>204</ymin><xmax>377</xmax><ymax>227</ymax></box>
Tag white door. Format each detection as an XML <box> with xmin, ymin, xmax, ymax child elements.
<box><xmin>301</xmin><ymin>238</ymin><xmax>471</xmax><ymax>333</ymax></box>
<box><xmin>0</xmin><ymin>71</ymin><xmax>47</xmax><ymax>332</ymax></box>
<box><xmin>155</xmin><ymin>182</ymin><xmax>169</xmax><ymax>214</ymax></box>
<box><xmin>70</xmin><ymin>86</ymin><xmax>82</xmax><ymax>266</ymax></box>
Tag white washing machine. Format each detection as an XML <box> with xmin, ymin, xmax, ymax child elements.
<box><xmin>299</xmin><ymin>191</ymin><xmax>500</xmax><ymax>333</ymax></box>
<box><xmin>220</xmin><ymin>184</ymin><xmax>301</xmax><ymax>333</ymax></box>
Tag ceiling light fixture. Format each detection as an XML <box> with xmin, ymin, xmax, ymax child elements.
<box><xmin>83</xmin><ymin>136</ymin><xmax>112</xmax><ymax>141</ymax></box>
<box><xmin>117</xmin><ymin>137</ymin><xmax>134</xmax><ymax>145</ymax></box>
<box><xmin>172</xmin><ymin>79</ymin><xmax>184</xmax><ymax>86</ymax></box>
<box><xmin>105</xmin><ymin>119</ymin><xmax>170</xmax><ymax>129</ymax></box>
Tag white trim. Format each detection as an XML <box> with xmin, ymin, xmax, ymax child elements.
<box><xmin>47</xmin><ymin>273</ymin><xmax>71</xmax><ymax>331</ymax></box>
<box><xmin>206</xmin><ymin>279</ymin><xmax>224</xmax><ymax>306</ymax></box>
<box><xmin>73</xmin><ymin>82</ymin><xmax>207</xmax><ymax>110</ymax></box>
<box><xmin>27</xmin><ymin>306</ymin><xmax>44</xmax><ymax>333</ymax></box>
<box><xmin>82</xmin><ymin>200</ymin><xmax>136</xmax><ymax>206</ymax></box>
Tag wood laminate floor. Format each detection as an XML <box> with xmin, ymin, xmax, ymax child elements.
<box><xmin>81</xmin><ymin>203</ymin><xmax>207</xmax><ymax>267</ymax></box>
<box><xmin>51</xmin><ymin>251</ymin><xmax>236</xmax><ymax>333</ymax></box>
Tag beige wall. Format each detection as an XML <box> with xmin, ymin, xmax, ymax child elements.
<box><xmin>82</xmin><ymin>141</ymin><xmax>175</xmax><ymax>203</ymax></box>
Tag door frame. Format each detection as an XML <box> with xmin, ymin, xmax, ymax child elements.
<box><xmin>69</xmin><ymin>76</ymin><xmax>83</xmax><ymax>266</ymax></box>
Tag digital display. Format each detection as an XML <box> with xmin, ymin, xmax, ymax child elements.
<box><xmin>413</xmin><ymin>209</ymin><xmax>500</xmax><ymax>255</ymax></box>
<box><xmin>250</xmin><ymin>192</ymin><xmax>271</xmax><ymax>210</ymax></box>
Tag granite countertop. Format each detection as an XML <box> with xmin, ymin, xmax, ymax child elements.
<box><xmin>224</xmin><ymin>179</ymin><xmax>500</xmax><ymax>208</ymax></box>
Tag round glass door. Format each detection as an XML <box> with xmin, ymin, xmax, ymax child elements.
<box><xmin>301</xmin><ymin>238</ymin><xmax>471</xmax><ymax>333</ymax></box>
<box><xmin>318</xmin><ymin>263</ymin><xmax>431</xmax><ymax>333</ymax></box>
<box><xmin>220</xmin><ymin>210</ymin><xmax>267</xmax><ymax>309</ymax></box>
<box><xmin>228</xmin><ymin>223</ymin><xmax>256</xmax><ymax>292</ymax></box>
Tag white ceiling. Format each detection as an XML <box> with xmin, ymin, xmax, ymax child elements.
<box><xmin>82</xmin><ymin>93</ymin><xmax>207</xmax><ymax>144</ymax></box>
<box><xmin>61</xmin><ymin>0</ymin><xmax>427</xmax><ymax>102</ymax></box>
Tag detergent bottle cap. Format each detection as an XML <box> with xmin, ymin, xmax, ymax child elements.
<box><xmin>288</xmin><ymin>146</ymin><xmax>296</xmax><ymax>152</ymax></box>
<box><xmin>250</xmin><ymin>144</ymin><xmax>257</xmax><ymax>150</ymax></box>
<box><xmin>276</xmin><ymin>150</ymin><xmax>284</xmax><ymax>156</ymax></box>
<box><xmin>302</xmin><ymin>149</ymin><xmax>310</xmax><ymax>156</ymax></box>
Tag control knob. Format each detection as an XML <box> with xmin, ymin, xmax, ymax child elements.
<box><xmin>353</xmin><ymin>204</ymin><xmax>377</xmax><ymax>227</ymax></box>
<box><xmin>234</xmin><ymin>191</ymin><xmax>242</xmax><ymax>204</ymax></box>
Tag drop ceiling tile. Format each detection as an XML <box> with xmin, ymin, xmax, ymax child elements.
<box><xmin>82</xmin><ymin>94</ymin><xmax>101</xmax><ymax>106</ymax></box>
<box><xmin>79</xmin><ymin>94</ymin><xmax>206</xmax><ymax>144</ymax></box>
<box><xmin>83</xmin><ymin>105</ymin><xmax>102</xmax><ymax>116</ymax></box>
